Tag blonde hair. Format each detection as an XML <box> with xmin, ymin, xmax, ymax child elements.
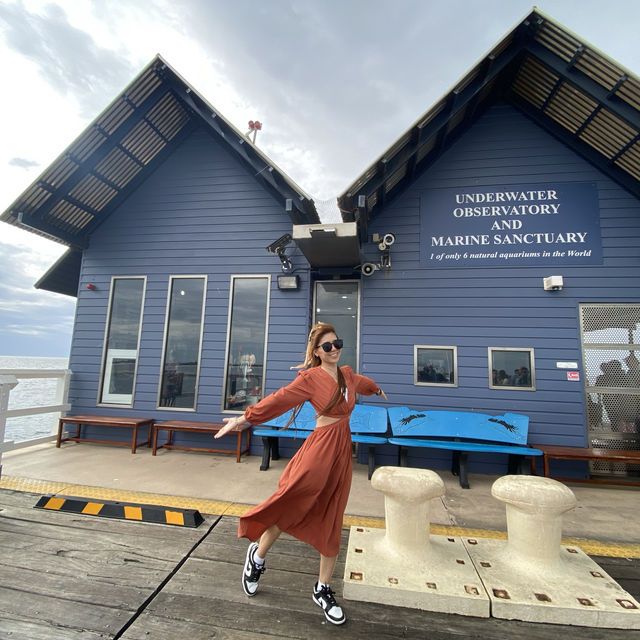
<box><xmin>285</xmin><ymin>322</ymin><xmax>347</xmax><ymax>427</ymax></box>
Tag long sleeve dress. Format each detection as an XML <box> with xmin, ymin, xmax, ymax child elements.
<box><xmin>238</xmin><ymin>365</ymin><xmax>379</xmax><ymax>556</ymax></box>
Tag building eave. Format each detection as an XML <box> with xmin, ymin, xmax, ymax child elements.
<box><xmin>338</xmin><ymin>9</ymin><xmax>640</xmax><ymax>233</ymax></box>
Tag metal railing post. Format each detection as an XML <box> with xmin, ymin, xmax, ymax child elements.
<box><xmin>0</xmin><ymin>374</ymin><xmax>19</xmax><ymax>480</ymax></box>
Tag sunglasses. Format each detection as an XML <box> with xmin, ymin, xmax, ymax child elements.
<box><xmin>319</xmin><ymin>339</ymin><xmax>343</xmax><ymax>353</ymax></box>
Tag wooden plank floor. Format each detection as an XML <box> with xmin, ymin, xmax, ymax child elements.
<box><xmin>1</xmin><ymin>489</ymin><xmax>639</xmax><ymax>639</ymax></box>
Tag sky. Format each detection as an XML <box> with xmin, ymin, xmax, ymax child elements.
<box><xmin>1</xmin><ymin>0</ymin><xmax>639</xmax><ymax>358</ymax></box>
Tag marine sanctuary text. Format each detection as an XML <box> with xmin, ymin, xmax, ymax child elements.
<box><xmin>420</xmin><ymin>183</ymin><xmax>602</xmax><ymax>267</ymax></box>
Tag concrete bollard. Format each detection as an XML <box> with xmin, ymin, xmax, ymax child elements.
<box><xmin>491</xmin><ymin>475</ymin><xmax>577</xmax><ymax>570</ymax></box>
<box><xmin>370</xmin><ymin>466</ymin><xmax>445</xmax><ymax>561</ymax></box>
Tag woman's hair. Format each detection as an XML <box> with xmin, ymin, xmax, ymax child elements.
<box><xmin>284</xmin><ymin>322</ymin><xmax>347</xmax><ymax>428</ymax></box>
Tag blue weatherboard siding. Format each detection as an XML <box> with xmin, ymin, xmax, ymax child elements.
<box><xmin>67</xmin><ymin>126</ymin><xmax>311</xmax><ymax>450</ymax></box>
<box><xmin>359</xmin><ymin>102</ymin><xmax>640</xmax><ymax>474</ymax></box>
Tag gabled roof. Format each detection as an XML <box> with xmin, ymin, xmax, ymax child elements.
<box><xmin>338</xmin><ymin>8</ymin><xmax>640</xmax><ymax>239</ymax></box>
<box><xmin>1</xmin><ymin>55</ymin><xmax>319</xmax><ymax>251</ymax></box>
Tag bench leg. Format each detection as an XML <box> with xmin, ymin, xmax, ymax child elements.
<box><xmin>131</xmin><ymin>424</ymin><xmax>138</xmax><ymax>454</ymax></box>
<box><xmin>451</xmin><ymin>450</ymin><xmax>460</xmax><ymax>476</ymax></box>
<box><xmin>260</xmin><ymin>436</ymin><xmax>272</xmax><ymax>471</ymax></box>
<box><xmin>271</xmin><ymin>437</ymin><xmax>280</xmax><ymax>461</ymax></box>
<box><xmin>367</xmin><ymin>445</ymin><xmax>376</xmax><ymax>480</ymax></box>
<box><xmin>56</xmin><ymin>419</ymin><xmax>64</xmax><ymax>447</ymax></box>
<box><xmin>507</xmin><ymin>454</ymin><xmax>530</xmax><ymax>476</ymax></box>
<box><xmin>455</xmin><ymin>451</ymin><xmax>470</xmax><ymax>489</ymax></box>
<box><xmin>397</xmin><ymin>446</ymin><xmax>408</xmax><ymax>467</ymax></box>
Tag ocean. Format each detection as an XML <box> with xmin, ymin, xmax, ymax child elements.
<box><xmin>0</xmin><ymin>355</ymin><xmax>69</xmax><ymax>443</ymax></box>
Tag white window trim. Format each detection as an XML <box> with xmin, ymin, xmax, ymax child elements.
<box><xmin>313</xmin><ymin>279</ymin><xmax>361</xmax><ymax>373</ymax></box>
<box><xmin>414</xmin><ymin>345</ymin><xmax>458</xmax><ymax>388</ymax></box>
<box><xmin>222</xmin><ymin>274</ymin><xmax>271</xmax><ymax>414</ymax></box>
<box><xmin>156</xmin><ymin>275</ymin><xmax>208</xmax><ymax>411</ymax></box>
<box><xmin>97</xmin><ymin>276</ymin><xmax>146</xmax><ymax>407</ymax></box>
<box><xmin>488</xmin><ymin>347</ymin><xmax>536</xmax><ymax>391</ymax></box>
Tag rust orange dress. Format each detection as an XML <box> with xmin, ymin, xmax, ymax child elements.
<box><xmin>239</xmin><ymin>365</ymin><xmax>379</xmax><ymax>556</ymax></box>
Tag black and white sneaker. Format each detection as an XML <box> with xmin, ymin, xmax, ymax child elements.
<box><xmin>312</xmin><ymin>582</ymin><xmax>346</xmax><ymax>625</ymax></box>
<box><xmin>242</xmin><ymin>542</ymin><xmax>265</xmax><ymax>596</ymax></box>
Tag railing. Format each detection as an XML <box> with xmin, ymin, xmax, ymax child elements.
<box><xmin>0</xmin><ymin>369</ymin><xmax>72</xmax><ymax>471</ymax></box>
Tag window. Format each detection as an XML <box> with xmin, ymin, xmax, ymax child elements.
<box><xmin>314</xmin><ymin>280</ymin><xmax>359</xmax><ymax>371</ymax></box>
<box><xmin>415</xmin><ymin>345</ymin><xmax>457</xmax><ymax>387</ymax></box>
<box><xmin>99</xmin><ymin>277</ymin><xmax>146</xmax><ymax>405</ymax></box>
<box><xmin>489</xmin><ymin>348</ymin><xmax>535</xmax><ymax>390</ymax></box>
<box><xmin>223</xmin><ymin>276</ymin><xmax>270</xmax><ymax>412</ymax></box>
<box><xmin>158</xmin><ymin>276</ymin><xmax>207</xmax><ymax>410</ymax></box>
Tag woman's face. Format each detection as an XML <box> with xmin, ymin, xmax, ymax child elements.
<box><xmin>314</xmin><ymin>331</ymin><xmax>342</xmax><ymax>366</ymax></box>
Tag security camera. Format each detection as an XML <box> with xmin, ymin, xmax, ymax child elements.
<box><xmin>361</xmin><ymin>262</ymin><xmax>378</xmax><ymax>277</ymax></box>
<box><xmin>266</xmin><ymin>233</ymin><xmax>292</xmax><ymax>255</ymax></box>
<box><xmin>382</xmin><ymin>233</ymin><xmax>396</xmax><ymax>246</ymax></box>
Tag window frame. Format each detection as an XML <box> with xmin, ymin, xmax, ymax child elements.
<box><xmin>221</xmin><ymin>274</ymin><xmax>271</xmax><ymax>414</ymax></box>
<box><xmin>156</xmin><ymin>274</ymin><xmax>208</xmax><ymax>411</ymax></box>
<box><xmin>313</xmin><ymin>279</ymin><xmax>361</xmax><ymax>373</ymax></box>
<box><xmin>414</xmin><ymin>345</ymin><xmax>458</xmax><ymax>388</ymax></box>
<box><xmin>97</xmin><ymin>276</ymin><xmax>147</xmax><ymax>407</ymax></box>
<box><xmin>488</xmin><ymin>347</ymin><xmax>536</xmax><ymax>391</ymax></box>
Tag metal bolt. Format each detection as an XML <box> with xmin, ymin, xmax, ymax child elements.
<box><xmin>535</xmin><ymin>593</ymin><xmax>552</xmax><ymax>602</ymax></box>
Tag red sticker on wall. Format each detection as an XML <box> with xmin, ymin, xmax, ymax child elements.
<box><xmin>567</xmin><ymin>371</ymin><xmax>580</xmax><ymax>381</ymax></box>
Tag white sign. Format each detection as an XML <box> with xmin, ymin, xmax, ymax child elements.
<box><xmin>556</xmin><ymin>362</ymin><xmax>578</xmax><ymax>369</ymax></box>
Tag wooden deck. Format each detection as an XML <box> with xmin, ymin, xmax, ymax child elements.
<box><xmin>1</xmin><ymin>489</ymin><xmax>638</xmax><ymax>639</ymax></box>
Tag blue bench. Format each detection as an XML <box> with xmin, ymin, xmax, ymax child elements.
<box><xmin>252</xmin><ymin>402</ymin><xmax>388</xmax><ymax>478</ymax></box>
<box><xmin>387</xmin><ymin>407</ymin><xmax>542</xmax><ymax>489</ymax></box>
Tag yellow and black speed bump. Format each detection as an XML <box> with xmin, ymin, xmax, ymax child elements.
<box><xmin>34</xmin><ymin>494</ymin><xmax>204</xmax><ymax>528</ymax></box>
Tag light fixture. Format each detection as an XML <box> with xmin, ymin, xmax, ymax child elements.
<box><xmin>309</xmin><ymin>227</ymin><xmax>336</xmax><ymax>237</ymax></box>
<box><xmin>277</xmin><ymin>275</ymin><xmax>299</xmax><ymax>290</ymax></box>
<box><xmin>543</xmin><ymin>276</ymin><xmax>563</xmax><ymax>291</ymax></box>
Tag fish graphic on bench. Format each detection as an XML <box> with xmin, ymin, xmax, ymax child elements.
<box><xmin>387</xmin><ymin>407</ymin><xmax>542</xmax><ymax>489</ymax></box>
<box><xmin>252</xmin><ymin>402</ymin><xmax>388</xmax><ymax>479</ymax></box>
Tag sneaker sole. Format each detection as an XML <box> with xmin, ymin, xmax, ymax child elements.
<box><xmin>242</xmin><ymin>542</ymin><xmax>260</xmax><ymax>597</ymax></box>
<box><xmin>312</xmin><ymin>593</ymin><xmax>346</xmax><ymax>625</ymax></box>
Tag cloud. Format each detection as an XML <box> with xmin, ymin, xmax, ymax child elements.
<box><xmin>165</xmin><ymin>0</ymin><xmax>532</xmax><ymax>197</ymax></box>
<box><xmin>8</xmin><ymin>157</ymin><xmax>39</xmax><ymax>169</ymax></box>
<box><xmin>0</xmin><ymin>0</ymin><xmax>135</xmax><ymax>117</ymax></box>
<box><xmin>0</xmin><ymin>240</ymin><xmax>75</xmax><ymax>349</ymax></box>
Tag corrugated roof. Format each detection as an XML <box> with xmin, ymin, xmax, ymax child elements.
<box><xmin>1</xmin><ymin>55</ymin><xmax>319</xmax><ymax>252</ymax></box>
<box><xmin>338</xmin><ymin>9</ymin><xmax>640</xmax><ymax>236</ymax></box>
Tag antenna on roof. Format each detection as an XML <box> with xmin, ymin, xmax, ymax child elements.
<box><xmin>246</xmin><ymin>120</ymin><xmax>262</xmax><ymax>144</ymax></box>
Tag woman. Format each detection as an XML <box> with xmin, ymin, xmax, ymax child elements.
<box><xmin>215</xmin><ymin>322</ymin><xmax>387</xmax><ymax>625</ymax></box>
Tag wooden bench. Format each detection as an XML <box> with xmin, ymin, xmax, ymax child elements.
<box><xmin>388</xmin><ymin>407</ymin><xmax>542</xmax><ymax>489</ymax></box>
<box><xmin>152</xmin><ymin>420</ymin><xmax>251</xmax><ymax>462</ymax></box>
<box><xmin>57</xmin><ymin>415</ymin><xmax>154</xmax><ymax>453</ymax></box>
<box><xmin>533</xmin><ymin>444</ymin><xmax>640</xmax><ymax>486</ymax></box>
<box><xmin>252</xmin><ymin>402</ymin><xmax>389</xmax><ymax>478</ymax></box>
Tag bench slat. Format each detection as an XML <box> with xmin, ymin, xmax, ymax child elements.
<box><xmin>388</xmin><ymin>407</ymin><xmax>530</xmax><ymax>445</ymax></box>
<box><xmin>57</xmin><ymin>415</ymin><xmax>153</xmax><ymax>453</ymax></box>
<box><xmin>153</xmin><ymin>420</ymin><xmax>250</xmax><ymax>462</ymax></box>
<box><xmin>388</xmin><ymin>406</ymin><xmax>537</xmax><ymax>489</ymax></box>
<box><xmin>536</xmin><ymin>445</ymin><xmax>640</xmax><ymax>486</ymax></box>
<box><xmin>388</xmin><ymin>437</ymin><xmax>542</xmax><ymax>456</ymax></box>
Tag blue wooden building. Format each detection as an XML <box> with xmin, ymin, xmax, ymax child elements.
<box><xmin>337</xmin><ymin>9</ymin><xmax>640</xmax><ymax>477</ymax></box>
<box><xmin>2</xmin><ymin>9</ymin><xmax>639</xmax><ymax>479</ymax></box>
